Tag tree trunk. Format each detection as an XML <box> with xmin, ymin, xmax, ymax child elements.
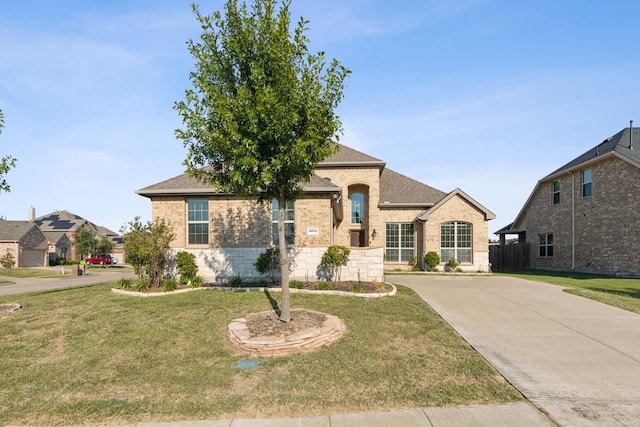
<box><xmin>277</xmin><ymin>192</ymin><xmax>291</xmax><ymax>323</ymax></box>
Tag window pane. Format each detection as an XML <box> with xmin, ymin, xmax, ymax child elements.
<box><xmin>458</xmin><ymin>249</ymin><xmax>472</xmax><ymax>263</ymax></box>
<box><xmin>188</xmin><ymin>223</ymin><xmax>208</xmax><ymax>245</ymax></box>
<box><xmin>400</xmin><ymin>249</ymin><xmax>413</xmax><ymax>263</ymax></box>
<box><xmin>386</xmin><ymin>249</ymin><xmax>399</xmax><ymax>262</ymax></box>
<box><xmin>386</xmin><ymin>223</ymin><xmax>399</xmax><ymax>248</ymax></box>
<box><xmin>400</xmin><ymin>223</ymin><xmax>414</xmax><ymax>248</ymax></box>
<box><xmin>441</xmin><ymin>222</ymin><xmax>455</xmax><ymax>248</ymax></box>
<box><xmin>553</xmin><ymin>180</ymin><xmax>560</xmax><ymax>192</ymax></box>
<box><xmin>583</xmin><ymin>182</ymin><xmax>592</xmax><ymax>197</ymax></box>
<box><xmin>441</xmin><ymin>249</ymin><xmax>455</xmax><ymax>263</ymax></box>
<box><xmin>351</xmin><ymin>193</ymin><xmax>364</xmax><ymax>224</ymax></box>
<box><xmin>188</xmin><ymin>200</ymin><xmax>208</xmax><ymax>222</ymax></box>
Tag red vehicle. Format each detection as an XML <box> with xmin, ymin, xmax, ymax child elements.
<box><xmin>85</xmin><ymin>255</ymin><xmax>114</xmax><ymax>265</ymax></box>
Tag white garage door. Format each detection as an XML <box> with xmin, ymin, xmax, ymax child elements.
<box><xmin>21</xmin><ymin>249</ymin><xmax>45</xmax><ymax>267</ymax></box>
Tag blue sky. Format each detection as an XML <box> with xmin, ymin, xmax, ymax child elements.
<box><xmin>1</xmin><ymin>0</ymin><xmax>639</xmax><ymax>234</ymax></box>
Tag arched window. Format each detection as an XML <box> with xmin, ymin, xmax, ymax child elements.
<box><xmin>351</xmin><ymin>192</ymin><xmax>364</xmax><ymax>224</ymax></box>
<box><xmin>441</xmin><ymin>221</ymin><xmax>472</xmax><ymax>263</ymax></box>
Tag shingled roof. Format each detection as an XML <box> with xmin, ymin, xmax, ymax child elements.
<box><xmin>546</xmin><ymin>127</ymin><xmax>640</xmax><ymax>178</ymax></box>
<box><xmin>379</xmin><ymin>168</ymin><xmax>446</xmax><ymax>207</ymax></box>
<box><xmin>33</xmin><ymin>210</ymin><xmax>89</xmax><ymax>232</ymax></box>
<box><xmin>0</xmin><ymin>220</ymin><xmax>35</xmax><ymax>241</ymax></box>
<box><xmin>136</xmin><ymin>171</ymin><xmax>340</xmax><ymax>197</ymax></box>
<box><xmin>317</xmin><ymin>144</ymin><xmax>386</xmax><ymax>168</ymax></box>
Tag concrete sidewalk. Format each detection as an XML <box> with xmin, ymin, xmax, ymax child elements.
<box><xmin>392</xmin><ymin>275</ymin><xmax>640</xmax><ymax>426</ymax></box>
<box><xmin>99</xmin><ymin>403</ymin><xmax>550</xmax><ymax>426</ymax></box>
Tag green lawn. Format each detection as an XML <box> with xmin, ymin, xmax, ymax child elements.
<box><xmin>500</xmin><ymin>270</ymin><xmax>640</xmax><ymax>314</ymax></box>
<box><xmin>0</xmin><ymin>267</ymin><xmax>73</xmax><ymax>278</ymax></box>
<box><xmin>0</xmin><ymin>281</ymin><xmax>521</xmax><ymax>426</ymax></box>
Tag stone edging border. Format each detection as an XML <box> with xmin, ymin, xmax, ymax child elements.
<box><xmin>228</xmin><ymin>309</ymin><xmax>347</xmax><ymax>357</ymax></box>
<box><xmin>111</xmin><ymin>283</ymin><xmax>397</xmax><ymax>298</ymax></box>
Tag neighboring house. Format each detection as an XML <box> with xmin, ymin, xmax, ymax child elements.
<box><xmin>95</xmin><ymin>225</ymin><xmax>125</xmax><ymax>264</ymax></box>
<box><xmin>0</xmin><ymin>219</ymin><xmax>49</xmax><ymax>267</ymax></box>
<box><xmin>42</xmin><ymin>231</ymin><xmax>72</xmax><ymax>264</ymax></box>
<box><xmin>137</xmin><ymin>144</ymin><xmax>495</xmax><ymax>282</ymax></box>
<box><xmin>496</xmin><ymin>125</ymin><xmax>640</xmax><ymax>275</ymax></box>
<box><xmin>31</xmin><ymin>209</ymin><xmax>124</xmax><ymax>261</ymax></box>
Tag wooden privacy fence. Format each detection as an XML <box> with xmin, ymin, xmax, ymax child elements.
<box><xmin>489</xmin><ymin>242</ymin><xmax>530</xmax><ymax>271</ymax></box>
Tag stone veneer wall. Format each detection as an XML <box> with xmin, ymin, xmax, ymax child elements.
<box><xmin>173</xmin><ymin>247</ymin><xmax>384</xmax><ymax>283</ymax></box>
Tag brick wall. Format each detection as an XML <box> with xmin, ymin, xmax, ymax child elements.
<box><xmin>518</xmin><ymin>155</ymin><xmax>640</xmax><ymax>275</ymax></box>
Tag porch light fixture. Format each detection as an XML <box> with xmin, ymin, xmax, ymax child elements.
<box><xmin>372</xmin><ymin>229</ymin><xmax>377</xmax><ymax>238</ymax></box>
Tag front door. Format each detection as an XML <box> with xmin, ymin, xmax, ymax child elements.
<box><xmin>350</xmin><ymin>230</ymin><xmax>365</xmax><ymax>247</ymax></box>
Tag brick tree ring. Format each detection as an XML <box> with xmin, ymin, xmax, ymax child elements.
<box><xmin>228</xmin><ymin>309</ymin><xmax>346</xmax><ymax>357</ymax></box>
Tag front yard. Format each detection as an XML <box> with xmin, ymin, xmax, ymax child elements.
<box><xmin>0</xmin><ymin>280</ymin><xmax>521</xmax><ymax>426</ymax></box>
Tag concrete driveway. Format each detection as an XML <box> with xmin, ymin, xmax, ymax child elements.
<box><xmin>0</xmin><ymin>267</ymin><xmax>135</xmax><ymax>296</ymax></box>
<box><xmin>390</xmin><ymin>275</ymin><xmax>640</xmax><ymax>427</ymax></box>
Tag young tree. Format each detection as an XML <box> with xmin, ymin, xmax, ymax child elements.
<box><xmin>175</xmin><ymin>0</ymin><xmax>349</xmax><ymax>322</ymax></box>
<box><xmin>96</xmin><ymin>237</ymin><xmax>114</xmax><ymax>256</ymax></box>
<box><xmin>74</xmin><ymin>228</ymin><xmax>97</xmax><ymax>260</ymax></box>
<box><xmin>0</xmin><ymin>109</ymin><xmax>17</xmax><ymax>193</ymax></box>
<box><xmin>121</xmin><ymin>217</ymin><xmax>176</xmax><ymax>287</ymax></box>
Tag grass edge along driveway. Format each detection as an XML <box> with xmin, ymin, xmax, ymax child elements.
<box><xmin>500</xmin><ymin>269</ymin><xmax>640</xmax><ymax>314</ymax></box>
<box><xmin>0</xmin><ymin>281</ymin><xmax>522</xmax><ymax>426</ymax></box>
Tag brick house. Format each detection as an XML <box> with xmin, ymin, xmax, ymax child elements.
<box><xmin>496</xmin><ymin>125</ymin><xmax>640</xmax><ymax>275</ymax></box>
<box><xmin>137</xmin><ymin>144</ymin><xmax>495</xmax><ymax>282</ymax></box>
<box><xmin>0</xmin><ymin>219</ymin><xmax>49</xmax><ymax>267</ymax></box>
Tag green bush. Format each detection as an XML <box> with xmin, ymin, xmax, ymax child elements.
<box><xmin>114</xmin><ymin>278</ymin><xmax>133</xmax><ymax>289</ymax></box>
<box><xmin>254</xmin><ymin>247</ymin><xmax>280</xmax><ymax>285</ymax></box>
<box><xmin>320</xmin><ymin>245</ymin><xmax>350</xmax><ymax>283</ymax></box>
<box><xmin>189</xmin><ymin>276</ymin><xmax>205</xmax><ymax>288</ymax></box>
<box><xmin>424</xmin><ymin>251</ymin><xmax>440</xmax><ymax>271</ymax></box>
<box><xmin>0</xmin><ymin>250</ymin><xmax>16</xmax><ymax>269</ymax></box>
<box><xmin>290</xmin><ymin>279</ymin><xmax>304</xmax><ymax>289</ymax></box>
<box><xmin>161</xmin><ymin>278</ymin><xmax>179</xmax><ymax>292</ymax></box>
<box><xmin>349</xmin><ymin>282</ymin><xmax>363</xmax><ymax>293</ymax></box>
<box><xmin>228</xmin><ymin>276</ymin><xmax>243</xmax><ymax>288</ymax></box>
<box><xmin>446</xmin><ymin>258</ymin><xmax>459</xmax><ymax>272</ymax></box>
<box><xmin>316</xmin><ymin>281</ymin><xmax>331</xmax><ymax>291</ymax></box>
<box><xmin>134</xmin><ymin>280</ymin><xmax>151</xmax><ymax>292</ymax></box>
<box><xmin>176</xmin><ymin>251</ymin><xmax>197</xmax><ymax>283</ymax></box>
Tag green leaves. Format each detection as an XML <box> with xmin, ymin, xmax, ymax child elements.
<box><xmin>174</xmin><ymin>0</ymin><xmax>349</xmax><ymax>202</ymax></box>
<box><xmin>0</xmin><ymin>108</ymin><xmax>17</xmax><ymax>194</ymax></box>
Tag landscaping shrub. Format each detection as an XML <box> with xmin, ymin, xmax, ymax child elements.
<box><xmin>447</xmin><ymin>258</ymin><xmax>459</xmax><ymax>272</ymax></box>
<box><xmin>424</xmin><ymin>251</ymin><xmax>440</xmax><ymax>271</ymax></box>
<box><xmin>134</xmin><ymin>280</ymin><xmax>151</xmax><ymax>292</ymax></box>
<box><xmin>189</xmin><ymin>276</ymin><xmax>205</xmax><ymax>288</ymax></box>
<box><xmin>290</xmin><ymin>279</ymin><xmax>304</xmax><ymax>289</ymax></box>
<box><xmin>176</xmin><ymin>251</ymin><xmax>197</xmax><ymax>284</ymax></box>
<box><xmin>114</xmin><ymin>278</ymin><xmax>133</xmax><ymax>289</ymax></box>
<box><xmin>320</xmin><ymin>245</ymin><xmax>350</xmax><ymax>283</ymax></box>
<box><xmin>0</xmin><ymin>250</ymin><xmax>15</xmax><ymax>269</ymax></box>
<box><xmin>316</xmin><ymin>281</ymin><xmax>331</xmax><ymax>290</ymax></box>
<box><xmin>254</xmin><ymin>247</ymin><xmax>280</xmax><ymax>285</ymax></box>
<box><xmin>349</xmin><ymin>282</ymin><xmax>363</xmax><ymax>293</ymax></box>
<box><xmin>161</xmin><ymin>278</ymin><xmax>179</xmax><ymax>292</ymax></box>
<box><xmin>228</xmin><ymin>276</ymin><xmax>243</xmax><ymax>288</ymax></box>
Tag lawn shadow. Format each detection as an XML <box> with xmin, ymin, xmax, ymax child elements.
<box><xmin>263</xmin><ymin>289</ymin><xmax>281</xmax><ymax>316</ymax></box>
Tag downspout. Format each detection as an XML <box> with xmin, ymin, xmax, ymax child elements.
<box><xmin>571</xmin><ymin>171</ymin><xmax>575</xmax><ymax>270</ymax></box>
<box><xmin>330</xmin><ymin>195</ymin><xmax>335</xmax><ymax>246</ymax></box>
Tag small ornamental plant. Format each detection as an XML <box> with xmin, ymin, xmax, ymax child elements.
<box><xmin>424</xmin><ymin>251</ymin><xmax>440</xmax><ymax>271</ymax></box>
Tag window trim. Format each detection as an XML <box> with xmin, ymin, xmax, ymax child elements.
<box><xmin>440</xmin><ymin>221</ymin><xmax>473</xmax><ymax>264</ymax></box>
<box><xmin>553</xmin><ymin>180</ymin><xmax>560</xmax><ymax>205</ymax></box>
<box><xmin>385</xmin><ymin>222</ymin><xmax>414</xmax><ymax>263</ymax></box>
<box><xmin>187</xmin><ymin>199</ymin><xmax>209</xmax><ymax>246</ymax></box>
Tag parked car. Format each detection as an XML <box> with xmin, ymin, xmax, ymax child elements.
<box><xmin>85</xmin><ymin>255</ymin><xmax>114</xmax><ymax>265</ymax></box>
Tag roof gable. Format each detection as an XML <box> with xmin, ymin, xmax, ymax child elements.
<box><xmin>33</xmin><ymin>210</ymin><xmax>88</xmax><ymax>232</ymax></box>
<box><xmin>418</xmin><ymin>188</ymin><xmax>496</xmax><ymax>221</ymax></box>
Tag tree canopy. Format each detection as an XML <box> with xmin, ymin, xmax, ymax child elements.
<box><xmin>175</xmin><ymin>0</ymin><xmax>349</xmax><ymax>322</ymax></box>
<box><xmin>0</xmin><ymin>109</ymin><xmax>17</xmax><ymax>194</ymax></box>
